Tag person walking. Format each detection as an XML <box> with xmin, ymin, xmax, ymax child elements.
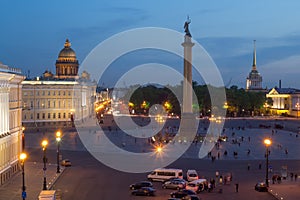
<box><xmin>235</xmin><ymin>183</ymin><xmax>239</xmax><ymax>193</ymax></box>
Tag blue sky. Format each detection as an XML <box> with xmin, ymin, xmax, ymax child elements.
<box><xmin>1</xmin><ymin>0</ymin><xmax>300</xmax><ymax>88</ymax></box>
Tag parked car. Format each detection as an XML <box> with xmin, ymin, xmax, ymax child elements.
<box><xmin>254</xmin><ymin>182</ymin><xmax>268</xmax><ymax>192</ymax></box>
<box><xmin>186</xmin><ymin>179</ymin><xmax>207</xmax><ymax>193</ymax></box>
<box><xmin>131</xmin><ymin>187</ymin><xmax>155</xmax><ymax>196</ymax></box>
<box><xmin>164</xmin><ymin>177</ymin><xmax>186</xmax><ymax>184</ymax></box>
<box><xmin>170</xmin><ymin>189</ymin><xmax>196</xmax><ymax>198</ymax></box>
<box><xmin>162</xmin><ymin>179</ymin><xmax>186</xmax><ymax>190</ymax></box>
<box><xmin>182</xmin><ymin>195</ymin><xmax>200</xmax><ymax>200</ymax></box>
<box><xmin>61</xmin><ymin>159</ymin><xmax>71</xmax><ymax>167</ymax></box>
<box><xmin>130</xmin><ymin>181</ymin><xmax>153</xmax><ymax>190</ymax></box>
<box><xmin>187</xmin><ymin>170</ymin><xmax>199</xmax><ymax>182</ymax></box>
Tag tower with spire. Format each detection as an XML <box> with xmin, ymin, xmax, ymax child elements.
<box><xmin>246</xmin><ymin>40</ymin><xmax>263</xmax><ymax>91</ymax></box>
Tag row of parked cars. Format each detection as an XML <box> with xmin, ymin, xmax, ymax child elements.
<box><xmin>129</xmin><ymin>168</ymin><xmax>205</xmax><ymax>199</ymax></box>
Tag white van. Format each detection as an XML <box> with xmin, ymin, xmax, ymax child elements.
<box><xmin>147</xmin><ymin>168</ymin><xmax>183</xmax><ymax>182</ymax></box>
<box><xmin>187</xmin><ymin>169</ymin><xmax>199</xmax><ymax>182</ymax></box>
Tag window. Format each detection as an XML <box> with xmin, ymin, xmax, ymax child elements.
<box><xmin>30</xmin><ymin>101</ymin><xmax>33</xmax><ymax>108</ymax></box>
<box><xmin>37</xmin><ymin>113</ymin><xmax>40</xmax><ymax>119</ymax></box>
<box><xmin>58</xmin><ymin>91</ymin><xmax>60</xmax><ymax>96</ymax></box>
<box><xmin>42</xmin><ymin>113</ymin><xmax>45</xmax><ymax>119</ymax></box>
<box><xmin>48</xmin><ymin>91</ymin><xmax>50</xmax><ymax>95</ymax></box>
<box><xmin>48</xmin><ymin>100</ymin><xmax>50</xmax><ymax>108</ymax></box>
<box><xmin>53</xmin><ymin>113</ymin><xmax>56</xmax><ymax>119</ymax></box>
<box><xmin>24</xmin><ymin>92</ymin><xmax>27</xmax><ymax>96</ymax></box>
<box><xmin>58</xmin><ymin>113</ymin><xmax>61</xmax><ymax>118</ymax></box>
<box><xmin>48</xmin><ymin>113</ymin><xmax>51</xmax><ymax>119</ymax></box>
<box><xmin>63</xmin><ymin>113</ymin><xmax>66</xmax><ymax>118</ymax></box>
<box><xmin>63</xmin><ymin>91</ymin><xmax>66</xmax><ymax>96</ymax></box>
<box><xmin>37</xmin><ymin>101</ymin><xmax>40</xmax><ymax>108</ymax></box>
<box><xmin>58</xmin><ymin>101</ymin><xmax>61</xmax><ymax>108</ymax></box>
<box><xmin>53</xmin><ymin>101</ymin><xmax>56</xmax><ymax>108</ymax></box>
<box><xmin>24</xmin><ymin>114</ymin><xmax>27</xmax><ymax>120</ymax></box>
<box><xmin>68</xmin><ymin>91</ymin><xmax>71</xmax><ymax>96</ymax></box>
<box><xmin>37</xmin><ymin>91</ymin><xmax>39</xmax><ymax>96</ymax></box>
<box><xmin>30</xmin><ymin>114</ymin><xmax>33</xmax><ymax>119</ymax></box>
<box><xmin>42</xmin><ymin>91</ymin><xmax>45</xmax><ymax>96</ymax></box>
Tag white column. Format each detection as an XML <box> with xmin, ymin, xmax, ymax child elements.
<box><xmin>0</xmin><ymin>93</ymin><xmax>3</xmax><ymax>134</ymax></box>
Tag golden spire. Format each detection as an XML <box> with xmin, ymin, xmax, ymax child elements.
<box><xmin>252</xmin><ymin>40</ymin><xmax>257</xmax><ymax>70</ymax></box>
<box><xmin>64</xmin><ymin>39</ymin><xmax>71</xmax><ymax>48</ymax></box>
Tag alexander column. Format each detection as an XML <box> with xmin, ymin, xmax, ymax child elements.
<box><xmin>182</xmin><ymin>17</ymin><xmax>194</xmax><ymax>114</ymax></box>
<box><xmin>179</xmin><ymin>17</ymin><xmax>196</xmax><ymax>141</ymax></box>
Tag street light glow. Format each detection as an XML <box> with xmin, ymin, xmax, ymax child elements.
<box><xmin>156</xmin><ymin>146</ymin><xmax>162</xmax><ymax>153</ymax></box>
<box><xmin>20</xmin><ymin>153</ymin><xmax>27</xmax><ymax>161</ymax></box>
<box><xmin>41</xmin><ymin>140</ymin><xmax>48</xmax><ymax>148</ymax></box>
<box><xmin>264</xmin><ymin>138</ymin><xmax>272</xmax><ymax>146</ymax></box>
<box><xmin>56</xmin><ymin>131</ymin><xmax>61</xmax><ymax>138</ymax></box>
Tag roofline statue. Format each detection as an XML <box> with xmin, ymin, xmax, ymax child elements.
<box><xmin>184</xmin><ymin>16</ymin><xmax>192</xmax><ymax>37</ymax></box>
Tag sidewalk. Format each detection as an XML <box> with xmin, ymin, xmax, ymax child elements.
<box><xmin>268</xmin><ymin>178</ymin><xmax>300</xmax><ymax>200</ymax></box>
<box><xmin>0</xmin><ymin>162</ymin><xmax>64</xmax><ymax>200</ymax></box>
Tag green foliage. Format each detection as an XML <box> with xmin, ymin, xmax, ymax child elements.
<box><xmin>122</xmin><ymin>83</ymin><xmax>267</xmax><ymax>117</ymax></box>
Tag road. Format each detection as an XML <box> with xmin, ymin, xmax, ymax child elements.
<box><xmin>22</xmin><ymin>116</ymin><xmax>300</xmax><ymax>200</ymax></box>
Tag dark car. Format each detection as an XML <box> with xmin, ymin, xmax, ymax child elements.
<box><xmin>162</xmin><ymin>180</ymin><xmax>186</xmax><ymax>190</ymax></box>
<box><xmin>170</xmin><ymin>189</ymin><xmax>196</xmax><ymax>198</ymax></box>
<box><xmin>130</xmin><ymin>181</ymin><xmax>153</xmax><ymax>190</ymax></box>
<box><xmin>131</xmin><ymin>187</ymin><xmax>156</xmax><ymax>196</ymax></box>
<box><xmin>254</xmin><ymin>182</ymin><xmax>268</xmax><ymax>192</ymax></box>
<box><xmin>182</xmin><ymin>195</ymin><xmax>200</xmax><ymax>200</ymax></box>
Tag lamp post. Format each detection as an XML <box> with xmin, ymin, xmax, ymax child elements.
<box><xmin>264</xmin><ymin>138</ymin><xmax>272</xmax><ymax>187</ymax></box>
<box><xmin>20</xmin><ymin>153</ymin><xmax>27</xmax><ymax>200</ymax></box>
<box><xmin>22</xmin><ymin>127</ymin><xmax>25</xmax><ymax>152</ymax></box>
<box><xmin>56</xmin><ymin>131</ymin><xmax>61</xmax><ymax>173</ymax></box>
<box><xmin>41</xmin><ymin>140</ymin><xmax>48</xmax><ymax>190</ymax></box>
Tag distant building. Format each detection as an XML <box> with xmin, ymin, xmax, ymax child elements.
<box><xmin>246</xmin><ymin>40</ymin><xmax>263</xmax><ymax>91</ymax></box>
<box><xmin>0</xmin><ymin>62</ymin><xmax>24</xmax><ymax>185</ymax></box>
<box><xmin>22</xmin><ymin>39</ymin><xmax>96</xmax><ymax>126</ymax></box>
<box><xmin>266</xmin><ymin>87</ymin><xmax>300</xmax><ymax>117</ymax></box>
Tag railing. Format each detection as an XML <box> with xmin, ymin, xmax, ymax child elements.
<box><xmin>0</xmin><ymin>63</ymin><xmax>22</xmax><ymax>74</ymax></box>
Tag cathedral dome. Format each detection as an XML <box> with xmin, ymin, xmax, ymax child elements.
<box><xmin>55</xmin><ymin>39</ymin><xmax>79</xmax><ymax>79</ymax></box>
<box><xmin>58</xmin><ymin>39</ymin><xmax>76</xmax><ymax>59</ymax></box>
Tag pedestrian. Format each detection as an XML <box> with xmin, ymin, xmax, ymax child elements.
<box><xmin>259</xmin><ymin>162</ymin><xmax>262</xmax><ymax>170</ymax></box>
<box><xmin>290</xmin><ymin>172</ymin><xmax>294</xmax><ymax>181</ymax></box>
<box><xmin>295</xmin><ymin>174</ymin><xmax>298</xmax><ymax>181</ymax></box>
<box><xmin>217</xmin><ymin>152</ymin><xmax>220</xmax><ymax>159</ymax></box>
<box><xmin>247</xmin><ymin>163</ymin><xmax>250</xmax><ymax>171</ymax></box>
<box><xmin>235</xmin><ymin>183</ymin><xmax>239</xmax><ymax>193</ymax></box>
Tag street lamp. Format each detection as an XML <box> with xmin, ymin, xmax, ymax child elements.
<box><xmin>22</xmin><ymin>127</ymin><xmax>25</xmax><ymax>151</ymax></box>
<box><xmin>264</xmin><ymin>138</ymin><xmax>272</xmax><ymax>187</ymax></box>
<box><xmin>20</xmin><ymin>153</ymin><xmax>27</xmax><ymax>200</ymax></box>
<box><xmin>41</xmin><ymin>139</ymin><xmax>48</xmax><ymax>190</ymax></box>
<box><xmin>56</xmin><ymin>131</ymin><xmax>62</xmax><ymax>173</ymax></box>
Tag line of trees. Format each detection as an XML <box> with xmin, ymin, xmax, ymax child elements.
<box><xmin>123</xmin><ymin>82</ymin><xmax>270</xmax><ymax>117</ymax></box>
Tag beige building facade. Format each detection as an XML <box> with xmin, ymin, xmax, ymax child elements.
<box><xmin>0</xmin><ymin>62</ymin><xmax>24</xmax><ymax>185</ymax></box>
<box><xmin>22</xmin><ymin>39</ymin><xmax>96</xmax><ymax>126</ymax></box>
<box><xmin>266</xmin><ymin>87</ymin><xmax>300</xmax><ymax>117</ymax></box>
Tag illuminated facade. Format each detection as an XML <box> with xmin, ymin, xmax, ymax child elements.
<box><xmin>266</xmin><ymin>87</ymin><xmax>300</xmax><ymax>117</ymax></box>
<box><xmin>22</xmin><ymin>39</ymin><xmax>96</xmax><ymax>125</ymax></box>
<box><xmin>0</xmin><ymin>62</ymin><xmax>24</xmax><ymax>185</ymax></box>
<box><xmin>246</xmin><ymin>40</ymin><xmax>263</xmax><ymax>91</ymax></box>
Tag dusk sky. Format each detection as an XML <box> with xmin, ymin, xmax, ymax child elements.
<box><xmin>1</xmin><ymin>0</ymin><xmax>300</xmax><ymax>88</ymax></box>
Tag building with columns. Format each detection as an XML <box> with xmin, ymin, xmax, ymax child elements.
<box><xmin>266</xmin><ymin>87</ymin><xmax>300</xmax><ymax>117</ymax></box>
<box><xmin>0</xmin><ymin>62</ymin><xmax>24</xmax><ymax>185</ymax></box>
<box><xmin>22</xmin><ymin>39</ymin><xmax>96</xmax><ymax>127</ymax></box>
<box><xmin>246</xmin><ymin>40</ymin><xmax>263</xmax><ymax>91</ymax></box>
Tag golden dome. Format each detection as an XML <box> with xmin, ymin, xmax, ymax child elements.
<box><xmin>58</xmin><ymin>39</ymin><xmax>76</xmax><ymax>59</ymax></box>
